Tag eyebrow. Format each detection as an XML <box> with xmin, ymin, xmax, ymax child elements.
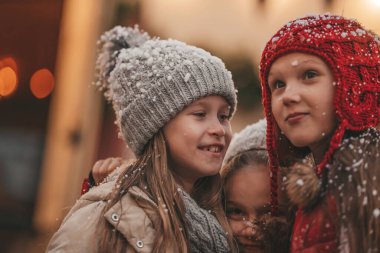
<box><xmin>190</xmin><ymin>100</ymin><xmax>230</xmax><ymax>109</ymax></box>
<box><xmin>268</xmin><ymin>58</ymin><xmax>320</xmax><ymax>76</ymax></box>
<box><xmin>227</xmin><ymin>200</ymin><xmax>270</xmax><ymax>212</ymax></box>
<box><xmin>226</xmin><ymin>200</ymin><xmax>246</xmax><ymax>208</ymax></box>
<box><xmin>256</xmin><ymin>203</ymin><xmax>271</xmax><ymax>212</ymax></box>
<box><xmin>298</xmin><ymin>59</ymin><xmax>320</xmax><ymax>65</ymax></box>
<box><xmin>190</xmin><ymin>100</ymin><xmax>208</xmax><ymax>107</ymax></box>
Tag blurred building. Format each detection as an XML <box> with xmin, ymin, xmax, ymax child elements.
<box><xmin>0</xmin><ymin>0</ymin><xmax>379</xmax><ymax>252</ymax></box>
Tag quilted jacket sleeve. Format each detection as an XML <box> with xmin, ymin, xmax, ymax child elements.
<box><xmin>330</xmin><ymin>129</ymin><xmax>380</xmax><ymax>253</ymax></box>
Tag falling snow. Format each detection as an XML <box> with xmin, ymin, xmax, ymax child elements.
<box><xmin>374</xmin><ymin>209</ymin><xmax>380</xmax><ymax>218</ymax></box>
<box><xmin>296</xmin><ymin>179</ymin><xmax>304</xmax><ymax>186</ymax></box>
<box><xmin>291</xmin><ymin>60</ymin><xmax>299</xmax><ymax>66</ymax></box>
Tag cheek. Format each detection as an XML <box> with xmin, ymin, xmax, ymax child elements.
<box><xmin>228</xmin><ymin>220</ymin><xmax>244</xmax><ymax>236</ymax></box>
<box><xmin>177</xmin><ymin>125</ymin><xmax>198</xmax><ymax>140</ymax></box>
<box><xmin>271</xmin><ymin>98</ymin><xmax>283</xmax><ymax>126</ymax></box>
<box><xmin>225</xmin><ymin>125</ymin><xmax>233</xmax><ymax>145</ymax></box>
<box><xmin>322</xmin><ymin>107</ymin><xmax>337</xmax><ymax>134</ymax></box>
<box><xmin>318</xmin><ymin>91</ymin><xmax>337</xmax><ymax>129</ymax></box>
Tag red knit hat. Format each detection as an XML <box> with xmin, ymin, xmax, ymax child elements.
<box><xmin>259</xmin><ymin>14</ymin><xmax>380</xmax><ymax>214</ymax></box>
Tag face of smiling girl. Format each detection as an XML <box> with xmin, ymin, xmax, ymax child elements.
<box><xmin>163</xmin><ymin>95</ymin><xmax>232</xmax><ymax>192</ymax></box>
<box><xmin>268</xmin><ymin>53</ymin><xmax>337</xmax><ymax>162</ymax></box>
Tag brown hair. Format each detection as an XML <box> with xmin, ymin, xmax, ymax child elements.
<box><xmin>221</xmin><ymin>148</ymin><xmax>294</xmax><ymax>253</ymax></box>
<box><xmin>97</xmin><ymin>130</ymin><xmax>236</xmax><ymax>252</ymax></box>
<box><xmin>221</xmin><ymin>148</ymin><xmax>269</xmax><ymax>181</ymax></box>
<box><xmin>221</xmin><ymin>148</ymin><xmax>269</xmax><ymax>216</ymax></box>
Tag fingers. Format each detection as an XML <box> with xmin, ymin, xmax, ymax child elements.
<box><xmin>92</xmin><ymin>159</ymin><xmax>107</xmax><ymax>185</ymax></box>
<box><xmin>92</xmin><ymin>157</ymin><xmax>122</xmax><ymax>185</ymax></box>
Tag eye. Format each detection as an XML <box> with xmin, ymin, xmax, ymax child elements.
<box><xmin>256</xmin><ymin>204</ymin><xmax>271</xmax><ymax>217</ymax></box>
<box><xmin>304</xmin><ymin>70</ymin><xmax>318</xmax><ymax>79</ymax></box>
<box><xmin>226</xmin><ymin>207</ymin><xmax>246</xmax><ymax>221</ymax></box>
<box><xmin>193</xmin><ymin>112</ymin><xmax>206</xmax><ymax>118</ymax></box>
<box><xmin>218</xmin><ymin>113</ymin><xmax>231</xmax><ymax>122</ymax></box>
<box><xmin>270</xmin><ymin>80</ymin><xmax>285</xmax><ymax>90</ymax></box>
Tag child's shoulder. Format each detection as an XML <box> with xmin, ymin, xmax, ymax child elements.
<box><xmin>48</xmin><ymin>182</ymin><xmax>158</xmax><ymax>253</ymax></box>
<box><xmin>82</xmin><ymin>166</ymin><xmax>157</xmax><ymax>209</ymax></box>
<box><xmin>81</xmin><ymin>163</ymin><xmax>128</xmax><ymax>201</ymax></box>
<box><xmin>333</xmin><ymin>128</ymin><xmax>379</xmax><ymax>167</ymax></box>
<box><xmin>339</xmin><ymin>127</ymin><xmax>379</xmax><ymax>149</ymax></box>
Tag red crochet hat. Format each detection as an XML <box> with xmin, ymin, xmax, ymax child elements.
<box><xmin>259</xmin><ymin>14</ymin><xmax>380</xmax><ymax>214</ymax></box>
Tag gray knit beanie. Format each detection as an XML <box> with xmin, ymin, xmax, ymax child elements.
<box><xmin>223</xmin><ymin>118</ymin><xmax>267</xmax><ymax>165</ymax></box>
<box><xmin>95</xmin><ymin>26</ymin><xmax>237</xmax><ymax>156</ymax></box>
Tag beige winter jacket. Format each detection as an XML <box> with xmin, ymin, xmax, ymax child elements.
<box><xmin>46</xmin><ymin>176</ymin><xmax>160</xmax><ymax>253</ymax></box>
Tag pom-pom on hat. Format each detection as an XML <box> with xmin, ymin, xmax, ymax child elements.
<box><xmin>223</xmin><ymin>118</ymin><xmax>267</xmax><ymax>165</ymax></box>
<box><xmin>95</xmin><ymin>26</ymin><xmax>237</xmax><ymax>156</ymax></box>
<box><xmin>259</xmin><ymin>14</ymin><xmax>380</xmax><ymax>214</ymax></box>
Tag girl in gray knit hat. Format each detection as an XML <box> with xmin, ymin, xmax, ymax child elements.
<box><xmin>221</xmin><ymin>119</ymin><xmax>290</xmax><ymax>253</ymax></box>
<box><xmin>46</xmin><ymin>26</ymin><xmax>238</xmax><ymax>253</ymax></box>
<box><xmin>85</xmin><ymin>119</ymin><xmax>293</xmax><ymax>253</ymax></box>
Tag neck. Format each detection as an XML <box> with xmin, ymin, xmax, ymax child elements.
<box><xmin>309</xmin><ymin>134</ymin><xmax>333</xmax><ymax>165</ymax></box>
<box><xmin>172</xmin><ymin>171</ymin><xmax>196</xmax><ymax>193</ymax></box>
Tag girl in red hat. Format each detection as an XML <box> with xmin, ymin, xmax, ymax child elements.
<box><xmin>260</xmin><ymin>14</ymin><xmax>380</xmax><ymax>253</ymax></box>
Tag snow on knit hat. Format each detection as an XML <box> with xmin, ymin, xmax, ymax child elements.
<box><xmin>259</xmin><ymin>14</ymin><xmax>380</xmax><ymax>213</ymax></box>
<box><xmin>223</xmin><ymin>118</ymin><xmax>267</xmax><ymax>165</ymax></box>
<box><xmin>95</xmin><ymin>26</ymin><xmax>237</xmax><ymax>156</ymax></box>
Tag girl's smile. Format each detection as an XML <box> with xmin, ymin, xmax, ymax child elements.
<box><xmin>164</xmin><ymin>95</ymin><xmax>232</xmax><ymax>192</ymax></box>
<box><xmin>268</xmin><ymin>52</ymin><xmax>337</xmax><ymax>162</ymax></box>
<box><xmin>285</xmin><ymin>112</ymin><xmax>309</xmax><ymax>124</ymax></box>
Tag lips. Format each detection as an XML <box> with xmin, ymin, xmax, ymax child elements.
<box><xmin>241</xmin><ymin>243</ymin><xmax>263</xmax><ymax>248</ymax></box>
<box><xmin>199</xmin><ymin>144</ymin><xmax>224</xmax><ymax>153</ymax></box>
<box><xmin>239</xmin><ymin>241</ymin><xmax>264</xmax><ymax>252</ymax></box>
<box><xmin>285</xmin><ymin>112</ymin><xmax>309</xmax><ymax>124</ymax></box>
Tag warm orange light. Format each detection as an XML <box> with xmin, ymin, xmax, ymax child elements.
<box><xmin>30</xmin><ymin>68</ymin><xmax>55</xmax><ymax>99</ymax></box>
<box><xmin>0</xmin><ymin>57</ymin><xmax>18</xmax><ymax>73</ymax></box>
<box><xmin>0</xmin><ymin>67</ymin><xmax>18</xmax><ymax>97</ymax></box>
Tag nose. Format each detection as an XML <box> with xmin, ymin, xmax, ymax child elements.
<box><xmin>208</xmin><ymin>118</ymin><xmax>226</xmax><ymax>137</ymax></box>
<box><xmin>281</xmin><ymin>83</ymin><xmax>301</xmax><ymax>105</ymax></box>
<box><xmin>240</xmin><ymin>225</ymin><xmax>255</xmax><ymax>238</ymax></box>
<box><xmin>239</xmin><ymin>215</ymin><xmax>258</xmax><ymax>238</ymax></box>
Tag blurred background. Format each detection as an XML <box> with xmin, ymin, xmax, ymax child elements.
<box><xmin>0</xmin><ymin>0</ymin><xmax>379</xmax><ymax>252</ymax></box>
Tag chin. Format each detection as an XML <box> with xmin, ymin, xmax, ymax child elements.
<box><xmin>238</xmin><ymin>245</ymin><xmax>264</xmax><ymax>253</ymax></box>
<box><xmin>287</xmin><ymin>135</ymin><xmax>312</xmax><ymax>148</ymax></box>
<box><xmin>203</xmin><ymin>168</ymin><xmax>221</xmax><ymax>177</ymax></box>
<box><xmin>193</xmin><ymin>167</ymin><xmax>220</xmax><ymax>179</ymax></box>
<box><xmin>205</xmin><ymin>163</ymin><xmax>223</xmax><ymax>174</ymax></box>
<box><xmin>291</xmin><ymin>141</ymin><xmax>309</xmax><ymax>148</ymax></box>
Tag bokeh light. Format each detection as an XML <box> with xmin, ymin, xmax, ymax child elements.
<box><xmin>0</xmin><ymin>66</ymin><xmax>18</xmax><ymax>97</ymax></box>
<box><xmin>371</xmin><ymin>0</ymin><xmax>380</xmax><ymax>6</ymax></box>
<box><xmin>30</xmin><ymin>68</ymin><xmax>55</xmax><ymax>99</ymax></box>
<box><xmin>0</xmin><ymin>57</ymin><xmax>18</xmax><ymax>73</ymax></box>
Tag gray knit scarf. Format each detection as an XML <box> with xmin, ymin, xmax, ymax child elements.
<box><xmin>179</xmin><ymin>189</ymin><xmax>230</xmax><ymax>253</ymax></box>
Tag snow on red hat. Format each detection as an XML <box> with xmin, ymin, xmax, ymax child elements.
<box><xmin>259</xmin><ymin>14</ymin><xmax>380</xmax><ymax>214</ymax></box>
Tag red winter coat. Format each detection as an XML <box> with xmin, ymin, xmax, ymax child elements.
<box><xmin>290</xmin><ymin>194</ymin><xmax>338</xmax><ymax>253</ymax></box>
<box><xmin>289</xmin><ymin>128</ymin><xmax>380</xmax><ymax>253</ymax></box>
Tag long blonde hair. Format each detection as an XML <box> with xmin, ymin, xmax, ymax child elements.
<box><xmin>98</xmin><ymin>130</ymin><xmax>236</xmax><ymax>253</ymax></box>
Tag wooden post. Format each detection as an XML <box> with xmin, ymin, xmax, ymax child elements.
<box><xmin>33</xmin><ymin>0</ymin><xmax>116</xmax><ymax>236</ymax></box>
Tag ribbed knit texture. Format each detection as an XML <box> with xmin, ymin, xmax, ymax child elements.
<box><xmin>259</xmin><ymin>14</ymin><xmax>380</xmax><ymax>214</ymax></box>
<box><xmin>179</xmin><ymin>189</ymin><xmax>229</xmax><ymax>253</ymax></box>
<box><xmin>223</xmin><ymin>118</ymin><xmax>267</xmax><ymax>165</ymax></box>
<box><xmin>95</xmin><ymin>26</ymin><xmax>237</xmax><ymax>156</ymax></box>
